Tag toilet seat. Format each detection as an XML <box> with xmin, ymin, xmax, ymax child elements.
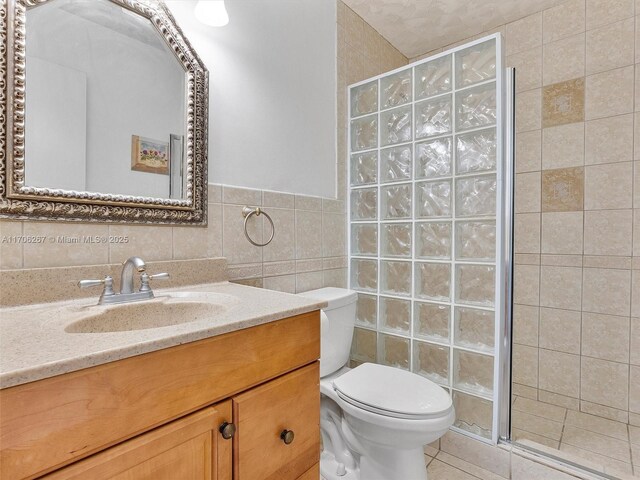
<box><xmin>332</xmin><ymin>363</ymin><xmax>452</xmax><ymax>419</ymax></box>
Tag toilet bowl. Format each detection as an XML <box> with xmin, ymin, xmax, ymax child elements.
<box><xmin>298</xmin><ymin>288</ymin><xmax>455</xmax><ymax>480</ymax></box>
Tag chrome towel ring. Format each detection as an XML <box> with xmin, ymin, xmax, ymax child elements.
<box><xmin>241</xmin><ymin>206</ymin><xmax>275</xmax><ymax>247</ymax></box>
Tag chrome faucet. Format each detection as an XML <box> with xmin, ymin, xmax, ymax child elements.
<box><xmin>78</xmin><ymin>256</ymin><xmax>169</xmax><ymax>305</ymax></box>
<box><xmin>120</xmin><ymin>256</ymin><xmax>146</xmax><ymax>294</ymax></box>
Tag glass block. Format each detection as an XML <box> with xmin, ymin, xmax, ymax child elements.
<box><xmin>453</xmin><ymin>349</ymin><xmax>494</xmax><ymax>396</ymax></box>
<box><xmin>455</xmin><ymin>306</ymin><xmax>495</xmax><ymax>353</ymax></box>
<box><xmin>413</xmin><ymin>340</ymin><xmax>449</xmax><ymax>385</ymax></box>
<box><xmin>381</xmin><ymin>183</ymin><xmax>412</xmax><ymax>220</ymax></box>
<box><xmin>453</xmin><ymin>391</ymin><xmax>493</xmax><ymax>439</ymax></box>
<box><xmin>415</xmin><ymin>262</ymin><xmax>451</xmax><ymax>301</ymax></box>
<box><xmin>380</xmin><ymin>260</ymin><xmax>411</xmax><ymax>296</ymax></box>
<box><xmin>380</xmin><ymin>145</ymin><xmax>412</xmax><ymax>183</ymax></box>
<box><xmin>350</xmin><ymin>188</ymin><xmax>377</xmax><ymax>220</ymax></box>
<box><xmin>416</xmin><ymin>180</ymin><xmax>452</xmax><ymax>218</ymax></box>
<box><xmin>415</xmin><ymin>95</ymin><xmax>452</xmax><ymax>139</ymax></box>
<box><xmin>456</xmin><ymin>220</ymin><xmax>496</xmax><ymax>261</ymax></box>
<box><xmin>381</xmin><ymin>222</ymin><xmax>412</xmax><ymax>258</ymax></box>
<box><xmin>350</xmin><ymin>151</ymin><xmax>377</xmax><ymax>186</ymax></box>
<box><xmin>414</xmin><ymin>301</ymin><xmax>450</xmax><ymax>342</ymax></box>
<box><xmin>415</xmin><ymin>137</ymin><xmax>452</xmax><ymax>179</ymax></box>
<box><xmin>350</xmin><ymin>80</ymin><xmax>378</xmax><ymax>116</ymax></box>
<box><xmin>455</xmin><ymin>39</ymin><xmax>496</xmax><ymax>88</ymax></box>
<box><xmin>350</xmin><ymin>114</ymin><xmax>378</xmax><ymax>152</ymax></box>
<box><xmin>455</xmin><ymin>175</ymin><xmax>496</xmax><ymax>217</ymax></box>
<box><xmin>380</xmin><ymin>296</ymin><xmax>411</xmax><ymax>334</ymax></box>
<box><xmin>415</xmin><ymin>55</ymin><xmax>451</xmax><ymax>99</ymax></box>
<box><xmin>380</xmin><ymin>69</ymin><xmax>412</xmax><ymax>108</ymax></box>
<box><xmin>351</xmin><ymin>223</ymin><xmax>377</xmax><ymax>256</ymax></box>
<box><xmin>455</xmin><ymin>264</ymin><xmax>495</xmax><ymax>307</ymax></box>
<box><xmin>356</xmin><ymin>293</ymin><xmax>377</xmax><ymax>328</ymax></box>
<box><xmin>379</xmin><ymin>333</ymin><xmax>410</xmax><ymax>370</ymax></box>
<box><xmin>456</xmin><ymin>128</ymin><xmax>497</xmax><ymax>175</ymax></box>
<box><xmin>381</xmin><ymin>105</ymin><xmax>412</xmax><ymax>146</ymax></box>
<box><xmin>351</xmin><ymin>327</ymin><xmax>377</xmax><ymax>363</ymax></box>
<box><xmin>350</xmin><ymin>258</ymin><xmax>377</xmax><ymax>292</ymax></box>
<box><xmin>416</xmin><ymin>222</ymin><xmax>451</xmax><ymax>259</ymax></box>
<box><xmin>456</xmin><ymin>82</ymin><xmax>496</xmax><ymax>131</ymax></box>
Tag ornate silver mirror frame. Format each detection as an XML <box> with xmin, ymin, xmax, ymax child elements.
<box><xmin>0</xmin><ymin>0</ymin><xmax>209</xmax><ymax>224</ymax></box>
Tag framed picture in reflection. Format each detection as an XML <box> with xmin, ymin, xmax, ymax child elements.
<box><xmin>131</xmin><ymin>135</ymin><xmax>170</xmax><ymax>175</ymax></box>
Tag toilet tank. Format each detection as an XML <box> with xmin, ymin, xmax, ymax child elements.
<box><xmin>298</xmin><ymin>287</ymin><xmax>357</xmax><ymax>377</ymax></box>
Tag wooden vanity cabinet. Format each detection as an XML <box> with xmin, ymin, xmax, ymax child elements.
<box><xmin>0</xmin><ymin>311</ymin><xmax>320</xmax><ymax>480</ymax></box>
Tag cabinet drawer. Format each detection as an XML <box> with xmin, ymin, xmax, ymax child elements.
<box><xmin>233</xmin><ymin>363</ymin><xmax>320</xmax><ymax>480</ymax></box>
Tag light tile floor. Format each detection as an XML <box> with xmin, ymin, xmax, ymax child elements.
<box><xmin>512</xmin><ymin>396</ymin><xmax>640</xmax><ymax>478</ymax></box>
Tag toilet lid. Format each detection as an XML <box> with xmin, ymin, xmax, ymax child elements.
<box><xmin>332</xmin><ymin>363</ymin><xmax>452</xmax><ymax>418</ymax></box>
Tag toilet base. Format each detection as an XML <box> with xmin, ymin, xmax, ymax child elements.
<box><xmin>320</xmin><ymin>450</ymin><xmax>359</xmax><ymax>480</ymax></box>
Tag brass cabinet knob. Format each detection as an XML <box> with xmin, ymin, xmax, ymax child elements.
<box><xmin>219</xmin><ymin>422</ymin><xmax>236</xmax><ymax>440</ymax></box>
<box><xmin>280</xmin><ymin>429</ymin><xmax>294</xmax><ymax>445</ymax></box>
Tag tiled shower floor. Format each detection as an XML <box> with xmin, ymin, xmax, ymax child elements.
<box><xmin>512</xmin><ymin>396</ymin><xmax>640</xmax><ymax>478</ymax></box>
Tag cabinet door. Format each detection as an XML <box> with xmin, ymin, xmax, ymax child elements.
<box><xmin>233</xmin><ymin>362</ymin><xmax>320</xmax><ymax>480</ymax></box>
<box><xmin>43</xmin><ymin>402</ymin><xmax>233</xmax><ymax>480</ymax></box>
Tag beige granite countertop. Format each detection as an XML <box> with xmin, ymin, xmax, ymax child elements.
<box><xmin>0</xmin><ymin>282</ymin><xmax>326</xmax><ymax>389</ymax></box>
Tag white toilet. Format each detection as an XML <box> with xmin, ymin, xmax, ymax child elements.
<box><xmin>299</xmin><ymin>287</ymin><xmax>455</xmax><ymax>480</ymax></box>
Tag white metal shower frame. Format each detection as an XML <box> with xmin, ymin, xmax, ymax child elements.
<box><xmin>346</xmin><ymin>33</ymin><xmax>513</xmax><ymax>445</ymax></box>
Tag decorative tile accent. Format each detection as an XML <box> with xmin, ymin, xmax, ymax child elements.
<box><xmin>541</xmin><ymin>167</ymin><xmax>584</xmax><ymax>212</ymax></box>
<box><xmin>542</xmin><ymin>78</ymin><xmax>585</xmax><ymax>128</ymax></box>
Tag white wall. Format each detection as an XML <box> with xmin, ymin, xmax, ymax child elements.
<box><xmin>166</xmin><ymin>0</ymin><xmax>337</xmax><ymax>198</ymax></box>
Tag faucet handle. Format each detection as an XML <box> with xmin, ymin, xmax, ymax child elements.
<box><xmin>139</xmin><ymin>272</ymin><xmax>169</xmax><ymax>292</ymax></box>
<box><xmin>78</xmin><ymin>276</ymin><xmax>115</xmax><ymax>296</ymax></box>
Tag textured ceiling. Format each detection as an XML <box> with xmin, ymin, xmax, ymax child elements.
<box><xmin>342</xmin><ymin>0</ymin><xmax>565</xmax><ymax>58</ymax></box>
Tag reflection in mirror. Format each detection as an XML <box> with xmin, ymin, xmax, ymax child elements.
<box><xmin>24</xmin><ymin>0</ymin><xmax>187</xmax><ymax>200</ymax></box>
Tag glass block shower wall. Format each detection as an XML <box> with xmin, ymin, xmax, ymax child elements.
<box><xmin>348</xmin><ymin>35</ymin><xmax>506</xmax><ymax>443</ymax></box>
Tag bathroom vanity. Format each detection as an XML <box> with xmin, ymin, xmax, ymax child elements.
<box><xmin>0</xmin><ymin>278</ymin><xmax>324</xmax><ymax>480</ymax></box>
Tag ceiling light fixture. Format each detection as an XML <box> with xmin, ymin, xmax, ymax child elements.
<box><xmin>194</xmin><ymin>0</ymin><xmax>229</xmax><ymax>27</ymax></box>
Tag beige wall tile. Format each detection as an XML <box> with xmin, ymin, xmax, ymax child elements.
<box><xmin>540</xmin><ymin>265</ymin><xmax>583</xmax><ymax>309</ymax></box>
<box><xmin>262</xmin><ymin>208</ymin><xmax>295</xmax><ymax>262</ymax></box>
<box><xmin>323</xmin><ymin>268</ymin><xmax>347</xmax><ymax>288</ymax></box>
<box><xmin>516</xmin><ymin>130</ymin><xmax>542</xmax><ymax>173</ymax></box>
<box><xmin>222</xmin><ymin>204</ymin><xmax>262</xmax><ymax>265</ymax></box>
<box><xmin>295</xmin><ymin>209</ymin><xmax>323</xmax><ymax>259</ymax></box>
<box><xmin>583</xmin><ymin>255</ymin><xmax>631</xmax><ymax>269</ymax></box>
<box><xmin>542</xmin><ymin>122</ymin><xmax>585</xmax><ymax>169</ymax></box>
<box><xmin>262</xmin><ymin>190</ymin><xmax>295</xmax><ymax>209</ymax></box>
<box><xmin>562</xmin><ymin>425</ymin><xmax>631</xmax><ymax>462</ymax></box>
<box><xmin>541</xmin><ymin>253</ymin><xmax>583</xmax><ymax>266</ymax></box>
<box><xmin>513</xmin><ymin>344</ymin><xmax>540</xmax><ymax>388</ymax></box>
<box><xmin>295</xmin><ymin>194</ymin><xmax>323</xmax><ymax>211</ymax></box>
<box><xmin>506</xmin><ymin>13</ymin><xmax>543</xmax><ymax>56</ymax></box>
<box><xmin>636</xmin><ymin>112</ymin><xmax>640</xmax><ymax>159</ymax></box>
<box><xmin>542</xmin><ymin>78</ymin><xmax>585</xmax><ymax>127</ymax></box>
<box><xmin>207</xmin><ymin>184</ymin><xmax>222</xmax><ymax>203</ymax></box>
<box><xmin>515</xmin><ymin>213</ymin><xmax>541</xmax><ymax>254</ymax></box>
<box><xmin>541</xmin><ymin>211</ymin><xmax>583</xmax><ymax>254</ymax></box>
<box><xmin>583</xmin><ymin>267</ymin><xmax>632</xmax><ymax>315</ymax></box>
<box><xmin>263</xmin><ymin>274</ymin><xmax>296</xmax><ymax>293</ymax></box>
<box><xmin>584</xmin><ymin>162</ymin><xmax>632</xmax><ymax>210</ymax></box>
<box><xmin>541</xmin><ymin>167</ymin><xmax>584</xmax><ymax>212</ymax></box>
<box><xmin>579</xmin><ymin>401</ymin><xmax>629</xmax><ymax>423</ymax></box>
<box><xmin>539</xmin><ymin>348</ymin><xmax>581</xmax><ymax>397</ymax></box>
<box><xmin>322</xmin><ymin>212</ymin><xmax>346</xmax><ymax>257</ymax></box>
<box><xmin>543</xmin><ymin>0</ymin><xmax>586</xmax><ymax>44</ymax></box>
<box><xmin>0</xmin><ymin>221</ymin><xmax>23</xmax><ymax>269</ymax></box>
<box><xmin>632</xmin><ymin>317</ymin><xmax>640</xmax><ymax>364</ymax></box>
<box><xmin>515</xmin><ymin>172</ymin><xmax>541</xmax><ymax>213</ymax></box>
<box><xmin>539</xmin><ymin>307</ymin><xmax>582</xmax><ymax>354</ymax></box>
<box><xmin>585</xmin><ymin>0</ymin><xmax>634</xmax><ymax>30</ymax></box>
<box><xmin>630</xmin><ymin>365</ymin><xmax>640</xmax><ymax>413</ymax></box>
<box><xmin>581</xmin><ymin>356</ymin><xmax>630</xmax><ymax>410</ymax></box>
<box><xmin>108</xmin><ymin>224</ymin><xmax>173</xmax><ymax>264</ymax></box>
<box><xmin>582</xmin><ymin>312</ymin><xmax>630</xmax><ymax>363</ymax></box>
<box><xmin>513</xmin><ymin>304</ymin><xmax>540</xmax><ymax>346</ymax></box>
<box><xmin>539</xmin><ymin>389</ymin><xmax>581</xmax><ymax>410</ymax></box>
<box><xmin>543</xmin><ymin>34</ymin><xmax>585</xmax><ymax>85</ymax></box>
<box><xmin>585</xmin><ymin>114</ymin><xmax>634</xmax><ymax>165</ymax></box>
<box><xmin>222</xmin><ymin>186</ymin><xmax>262</xmax><ymax>205</ymax></box>
<box><xmin>584</xmin><ymin>209</ymin><xmax>632</xmax><ymax>255</ymax></box>
<box><xmin>633</xmin><ymin>272</ymin><xmax>640</xmax><ymax>318</ymax></box>
<box><xmin>295</xmin><ymin>270</ymin><xmax>324</xmax><ymax>293</ymax></box>
<box><xmin>507</xmin><ymin>47</ymin><xmax>542</xmax><ymax>92</ymax></box>
<box><xmin>513</xmin><ymin>383</ymin><xmax>540</xmax><ymax>400</ymax></box>
<box><xmin>173</xmin><ymin>203</ymin><xmax>223</xmax><ymax>260</ymax></box>
<box><xmin>586</xmin><ymin>18</ymin><xmax>635</xmax><ymax>75</ymax></box>
<box><xmin>585</xmin><ymin>66</ymin><xmax>634</xmax><ymax>120</ymax></box>
<box><xmin>514</xmin><ymin>264</ymin><xmax>541</xmax><ymax>305</ymax></box>
<box><xmin>516</xmin><ymin>88</ymin><xmax>542</xmax><ymax>132</ymax></box>
<box><xmin>635</xmin><ymin>162</ymin><xmax>640</xmax><ymax>208</ymax></box>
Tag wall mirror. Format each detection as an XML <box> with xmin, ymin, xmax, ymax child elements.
<box><xmin>0</xmin><ymin>0</ymin><xmax>209</xmax><ymax>224</ymax></box>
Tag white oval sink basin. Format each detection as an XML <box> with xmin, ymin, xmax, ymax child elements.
<box><xmin>65</xmin><ymin>292</ymin><xmax>237</xmax><ymax>333</ymax></box>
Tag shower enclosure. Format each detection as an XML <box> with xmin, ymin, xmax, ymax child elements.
<box><xmin>347</xmin><ymin>34</ymin><xmax>512</xmax><ymax>444</ymax></box>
